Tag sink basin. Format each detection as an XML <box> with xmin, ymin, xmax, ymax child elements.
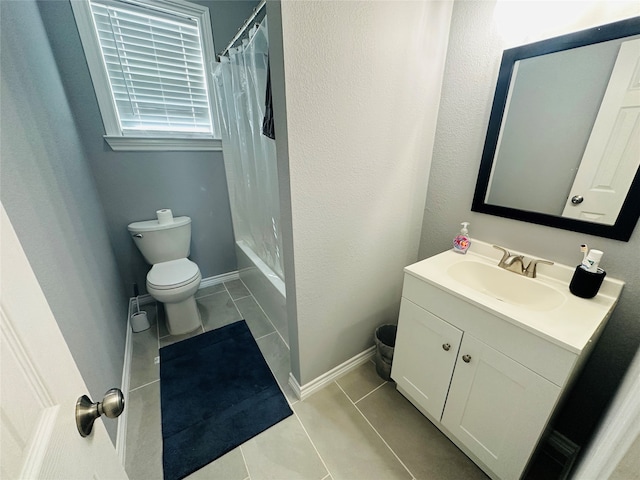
<box><xmin>404</xmin><ymin>240</ymin><xmax>624</xmax><ymax>353</ymax></box>
<box><xmin>447</xmin><ymin>261</ymin><xmax>566</xmax><ymax>312</ymax></box>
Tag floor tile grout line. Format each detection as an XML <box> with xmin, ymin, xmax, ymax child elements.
<box><xmin>194</xmin><ymin>288</ymin><xmax>239</xmax><ymax>334</ymax></box>
<box><xmin>253</xmin><ymin>330</ymin><xmax>277</xmax><ymax>342</ymax></box>
<box><xmin>232</xmin><ymin>293</ymin><xmax>252</xmax><ymax>301</ymax></box>
<box><xmin>240</xmin><ymin>282</ymin><xmax>290</xmax><ymax>349</ymax></box>
<box><xmin>228</xmin><ymin>277</ymin><xmax>288</xmax><ymax>349</ymax></box>
<box><xmin>233</xmin><ymin>295</ymin><xmax>277</xmax><ymax>340</ymax></box>
<box><xmin>155</xmin><ymin>303</ymin><xmax>160</xmax><ymax>350</ymax></box>
<box><xmin>194</xmin><ymin>284</ymin><xmax>226</xmax><ymax>300</ymax></box>
<box><xmin>233</xmin><ymin>279</ymin><xmax>298</xmax><ymax>409</ymax></box>
<box><xmin>224</xmin><ymin>278</ymin><xmax>252</xmax><ymax>303</ymax></box>
<box><xmin>230</xmin><ymin>280</ymin><xmax>255</xmax><ymax>307</ymax></box>
<box><xmin>253</xmin><ymin>295</ymin><xmax>287</xmax><ymax>348</ymax></box>
<box><xmin>229</xmin><ymin>285</ymin><xmax>285</xmax><ymax>358</ymax></box>
<box><xmin>353</xmin><ymin>380</ymin><xmax>388</xmax><ymax>405</ymax></box>
<box><xmin>334</xmin><ymin>381</ymin><xmax>416</xmax><ymax>479</ymax></box>
<box><xmin>255</xmin><ymin>324</ymin><xmax>291</xmax><ymax>356</ymax></box>
<box><xmin>226</xmin><ymin>283</ymin><xmax>294</xmax><ymax>404</ymax></box>
<box><xmin>228</xmin><ymin>291</ymin><xmax>244</xmax><ymax>319</ymax></box>
<box><xmin>291</xmin><ymin>408</ymin><xmax>333</xmax><ymax>480</ymax></box>
<box><xmin>222</xmin><ymin>281</ymin><xmax>232</xmax><ymax>299</ymax></box>
<box><xmin>239</xmin><ymin>445</ymin><xmax>251</xmax><ymax>480</ymax></box>
<box><xmin>222</xmin><ymin>281</ymin><xmax>244</xmax><ymax>312</ymax></box>
<box><xmin>129</xmin><ymin>378</ymin><xmax>159</xmax><ymax>393</ymax></box>
<box><xmin>251</xmin><ymin>331</ymin><xmax>298</xmax><ymax>407</ymax></box>
<box><xmin>336</xmin><ymin>381</ymin><xmax>414</xmax><ymax>477</ymax></box>
<box><xmin>196</xmin><ymin>281</ymin><xmax>290</xmax><ymax>405</ymax></box>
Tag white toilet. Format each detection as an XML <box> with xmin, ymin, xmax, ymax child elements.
<box><xmin>128</xmin><ymin>216</ymin><xmax>202</xmax><ymax>335</ymax></box>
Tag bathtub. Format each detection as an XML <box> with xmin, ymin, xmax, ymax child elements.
<box><xmin>235</xmin><ymin>240</ymin><xmax>288</xmax><ymax>346</ymax></box>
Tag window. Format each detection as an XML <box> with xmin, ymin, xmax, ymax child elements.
<box><xmin>71</xmin><ymin>0</ymin><xmax>221</xmax><ymax>151</ymax></box>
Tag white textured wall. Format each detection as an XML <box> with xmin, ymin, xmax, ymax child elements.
<box><xmin>421</xmin><ymin>0</ymin><xmax>640</xmax><ymax>447</ymax></box>
<box><xmin>275</xmin><ymin>0</ymin><xmax>453</xmax><ymax>384</ymax></box>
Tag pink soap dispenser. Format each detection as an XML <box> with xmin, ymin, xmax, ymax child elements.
<box><xmin>453</xmin><ymin>222</ymin><xmax>471</xmax><ymax>254</ymax></box>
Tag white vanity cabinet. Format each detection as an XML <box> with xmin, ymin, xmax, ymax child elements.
<box><xmin>440</xmin><ymin>332</ymin><xmax>560</xmax><ymax>480</ymax></box>
<box><xmin>392</xmin><ymin>299</ymin><xmax>463</xmax><ymax>421</ymax></box>
<box><xmin>391</xmin><ymin>242</ymin><xmax>624</xmax><ymax>479</ymax></box>
<box><xmin>392</xmin><ymin>272</ymin><xmax>599</xmax><ymax>479</ymax></box>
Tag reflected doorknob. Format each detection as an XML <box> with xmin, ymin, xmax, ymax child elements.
<box><xmin>76</xmin><ymin>388</ymin><xmax>125</xmax><ymax>437</ymax></box>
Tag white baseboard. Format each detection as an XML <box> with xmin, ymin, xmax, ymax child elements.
<box><xmin>130</xmin><ymin>271</ymin><xmax>240</xmax><ymax>307</ymax></box>
<box><xmin>131</xmin><ymin>293</ymin><xmax>154</xmax><ymax>307</ymax></box>
<box><xmin>200</xmin><ymin>270</ymin><xmax>239</xmax><ymax>289</ymax></box>
<box><xmin>116</xmin><ymin>299</ymin><xmax>134</xmax><ymax>466</ymax></box>
<box><xmin>289</xmin><ymin>346</ymin><xmax>376</xmax><ymax>401</ymax></box>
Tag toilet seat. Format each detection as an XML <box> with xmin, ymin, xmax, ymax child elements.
<box><xmin>147</xmin><ymin>258</ymin><xmax>200</xmax><ymax>290</ymax></box>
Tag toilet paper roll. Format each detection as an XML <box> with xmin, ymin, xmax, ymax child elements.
<box><xmin>157</xmin><ymin>209</ymin><xmax>173</xmax><ymax>225</ymax></box>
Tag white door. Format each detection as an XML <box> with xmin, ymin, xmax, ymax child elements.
<box><xmin>0</xmin><ymin>205</ymin><xmax>128</xmax><ymax>479</ymax></box>
<box><xmin>562</xmin><ymin>38</ymin><xmax>640</xmax><ymax>224</ymax></box>
<box><xmin>441</xmin><ymin>334</ymin><xmax>560</xmax><ymax>480</ymax></box>
<box><xmin>391</xmin><ymin>299</ymin><xmax>462</xmax><ymax>421</ymax></box>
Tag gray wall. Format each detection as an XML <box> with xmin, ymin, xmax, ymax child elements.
<box><xmin>0</xmin><ymin>0</ymin><xmax>127</xmax><ymax>441</ymax></box>
<box><xmin>37</xmin><ymin>0</ymin><xmax>260</xmax><ymax>296</ymax></box>
<box><xmin>420</xmin><ymin>0</ymin><xmax>640</xmax><ymax>452</ymax></box>
<box><xmin>1</xmin><ymin>0</ymin><xmax>260</xmax><ymax>444</ymax></box>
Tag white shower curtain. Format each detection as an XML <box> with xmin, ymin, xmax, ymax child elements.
<box><xmin>213</xmin><ymin>17</ymin><xmax>284</xmax><ymax>281</ymax></box>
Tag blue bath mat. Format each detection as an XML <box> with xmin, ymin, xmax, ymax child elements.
<box><xmin>159</xmin><ymin>320</ymin><xmax>293</xmax><ymax>480</ymax></box>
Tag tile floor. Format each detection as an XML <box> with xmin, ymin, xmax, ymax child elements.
<box><xmin>124</xmin><ymin>279</ymin><xmax>556</xmax><ymax>480</ymax></box>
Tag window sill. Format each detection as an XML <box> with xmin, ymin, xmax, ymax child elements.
<box><xmin>104</xmin><ymin>136</ymin><xmax>223</xmax><ymax>152</ymax></box>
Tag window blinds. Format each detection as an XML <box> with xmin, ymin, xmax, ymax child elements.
<box><xmin>90</xmin><ymin>0</ymin><xmax>212</xmax><ymax>135</ymax></box>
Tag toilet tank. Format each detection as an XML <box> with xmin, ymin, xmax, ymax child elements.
<box><xmin>127</xmin><ymin>216</ymin><xmax>192</xmax><ymax>265</ymax></box>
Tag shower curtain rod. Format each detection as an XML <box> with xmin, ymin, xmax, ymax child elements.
<box><xmin>218</xmin><ymin>0</ymin><xmax>267</xmax><ymax>59</ymax></box>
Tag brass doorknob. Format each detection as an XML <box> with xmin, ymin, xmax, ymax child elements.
<box><xmin>76</xmin><ymin>388</ymin><xmax>125</xmax><ymax>437</ymax></box>
<box><xmin>442</xmin><ymin>343</ymin><xmax>451</xmax><ymax>351</ymax></box>
<box><xmin>462</xmin><ymin>354</ymin><xmax>472</xmax><ymax>363</ymax></box>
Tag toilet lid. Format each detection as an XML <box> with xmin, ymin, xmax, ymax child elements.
<box><xmin>147</xmin><ymin>259</ymin><xmax>200</xmax><ymax>289</ymax></box>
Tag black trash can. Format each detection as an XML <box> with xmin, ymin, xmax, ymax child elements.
<box><xmin>374</xmin><ymin>324</ymin><xmax>397</xmax><ymax>381</ymax></box>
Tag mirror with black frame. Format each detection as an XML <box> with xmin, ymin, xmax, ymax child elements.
<box><xmin>472</xmin><ymin>16</ymin><xmax>640</xmax><ymax>241</ymax></box>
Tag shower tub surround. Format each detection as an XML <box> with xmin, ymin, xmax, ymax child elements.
<box><xmin>236</xmin><ymin>240</ymin><xmax>288</xmax><ymax>346</ymax></box>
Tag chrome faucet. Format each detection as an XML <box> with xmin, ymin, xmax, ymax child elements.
<box><xmin>494</xmin><ymin>246</ymin><xmax>526</xmax><ymax>274</ymax></box>
<box><xmin>493</xmin><ymin>245</ymin><xmax>553</xmax><ymax>278</ymax></box>
<box><xmin>524</xmin><ymin>258</ymin><xmax>554</xmax><ymax>278</ymax></box>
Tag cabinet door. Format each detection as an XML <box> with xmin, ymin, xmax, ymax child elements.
<box><xmin>442</xmin><ymin>334</ymin><xmax>560</xmax><ymax>480</ymax></box>
<box><xmin>391</xmin><ymin>299</ymin><xmax>463</xmax><ymax>420</ymax></box>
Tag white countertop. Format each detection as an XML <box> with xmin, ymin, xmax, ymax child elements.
<box><xmin>405</xmin><ymin>240</ymin><xmax>625</xmax><ymax>353</ymax></box>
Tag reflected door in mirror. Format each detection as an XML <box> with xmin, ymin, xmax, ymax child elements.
<box><xmin>562</xmin><ymin>38</ymin><xmax>640</xmax><ymax>225</ymax></box>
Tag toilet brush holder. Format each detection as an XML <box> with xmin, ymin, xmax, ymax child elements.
<box><xmin>131</xmin><ymin>295</ymin><xmax>150</xmax><ymax>332</ymax></box>
<box><xmin>569</xmin><ymin>266</ymin><xmax>606</xmax><ymax>299</ymax></box>
<box><xmin>131</xmin><ymin>311</ymin><xmax>150</xmax><ymax>332</ymax></box>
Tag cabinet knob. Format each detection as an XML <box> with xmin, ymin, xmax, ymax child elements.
<box><xmin>462</xmin><ymin>354</ymin><xmax>471</xmax><ymax>363</ymax></box>
<box><xmin>442</xmin><ymin>343</ymin><xmax>451</xmax><ymax>351</ymax></box>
